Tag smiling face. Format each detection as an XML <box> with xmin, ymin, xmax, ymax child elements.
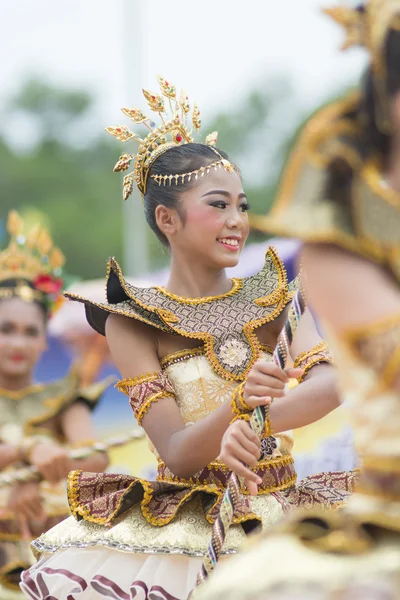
<box><xmin>0</xmin><ymin>297</ymin><xmax>47</xmax><ymax>384</ymax></box>
<box><xmin>156</xmin><ymin>169</ymin><xmax>250</xmax><ymax>270</ymax></box>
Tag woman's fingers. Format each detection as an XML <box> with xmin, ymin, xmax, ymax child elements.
<box><xmin>255</xmin><ymin>362</ymin><xmax>289</xmax><ymax>383</ymax></box>
<box><xmin>250</xmin><ymin>385</ymin><xmax>285</xmax><ymax>398</ymax></box>
<box><xmin>246</xmin><ymin>479</ymin><xmax>259</xmax><ymax>496</ymax></box>
<box><xmin>285</xmin><ymin>367</ymin><xmax>304</xmax><ymax>379</ymax></box>
<box><xmin>223</xmin><ymin>457</ymin><xmax>262</xmax><ymax>484</ymax></box>
<box><xmin>245</xmin><ymin>396</ymin><xmax>272</xmax><ymax>408</ymax></box>
<box><xmin>228</xmin><ymin>444</ymin><xmax>258</xmax><ymax>468</ymax></box>
<box><xmin>236</xmin><ymin>430</ymin><xmax>261</xmax><ymax>457</ymax></box>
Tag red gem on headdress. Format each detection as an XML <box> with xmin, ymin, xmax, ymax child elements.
<box><xmin>176</xmin><ymin>134</ymin><xmax>183</xmax><ymax>142</ymax></box>
<box><xmin>165</xmin><ymin>81</ymin><xmax>169</xmax><ymax>86</ymax></box>
<box><xmin>116</xmin><ymin>128</ymin><xmax>121</xmax><ymax>132</ymax></box>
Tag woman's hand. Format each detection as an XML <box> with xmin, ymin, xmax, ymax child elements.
<box><xmin>219</xmin><ymin>420</ymin><xmax>262</xmax><ymax>496</ymax></box>
<box><xmin>243</xmin><ymin>361</ymin><xmax>303</xmax><ymax>408</ymax></box>
<box><xmin>29</xmin><ymin>442</ymin><xmax>72</xmax><ymax>485</ymax></box>
<box><xmin>221</xmin><ymin>362</ymin><xmax>303</xmax><ymax>496</ymax></box>
<box><xmin>7</xmin><ymin>481</ymin><xmax>46</xmax><ymax>521</ymax></box>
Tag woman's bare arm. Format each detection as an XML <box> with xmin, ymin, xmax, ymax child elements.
<box><xmin>267</xmin><ymin>306</ymin><xmax>340</xmax><ymax>432</ymax></box>
<box><xmin>60</xmin><ymin>402</ymin><xmax>109</xmax><ymax>473</ymax></box>
<box><xmin>269</xmin><ymin>364</ymin><xmax>338</xmax><ymax>432</ymax></box>
<box><xmin>106</xmin><ymin>313</ymin><xmax>238</xmax><ymax>479</ymax></box>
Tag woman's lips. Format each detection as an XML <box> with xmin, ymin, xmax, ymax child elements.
<box><xmin>9</xmin><ymin>354</ymin><xmax>26</xmax><ymax>362</ymax></box>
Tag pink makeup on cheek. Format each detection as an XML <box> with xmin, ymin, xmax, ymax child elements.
<box><xmin>192</xmin><ymin>203</ymin><xmax>226</xmax><ymax>226</ymax></box>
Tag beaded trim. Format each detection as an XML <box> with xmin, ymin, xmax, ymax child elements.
<box><xmin>160</xmin><ymin>346</ymin><xmax>205</xmax><ymax>369</ymax></box>
<box><xmin>151</xmin><ymin>156</ymin><xmax>238</xmax><ymax>188</ymax></box>
<box><xmin>31</xmin><ymin>538</ymin><xmax>238</xmax><ymax>559</ymax></box>
<box><xmin>154</xmin><ymin>278</ymin><xmax>243</xmax><ymax>305</ymax></box>
<box><xmin>231</xmin><ymin>381</ymin><xmax>252</xmax><ymax>417</ymax></box>
<box><xmin>156</xmin><ymin>455</ymin><xmax>296</xmax><ymax>495</ymax></box>
<box><xmin>264</xmin><ymin>403</ymin><xmax>273</xmax><ymax>438</ymax></box>
<box><xmin>230</xmin><ymin>413</ymin><xmax>251</xmax><ymax>425</ymax></box>
<box><xmin>293</xmin><ymin>341</ymin><xmax>335</xmax><ymax>383</ymax></box>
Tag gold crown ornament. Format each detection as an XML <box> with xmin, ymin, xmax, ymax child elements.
<box><xmin>324</xmin><ymin>0</ymin><xmax>400</xmax><ymax>131</ymax></box>
<box><xmin>106</xmin><ymin>75</ymin><xmax>237</xmax><ymax>200</ymax></box>
<box><xmin>324</xmin><ymin>0</ymin><xmax>400</xmax><ymax>75</ymax></box>
<box><xmin>0</xmin><ymin>211</ymin><xmax>65</xmax><ymax>315</ymax></box>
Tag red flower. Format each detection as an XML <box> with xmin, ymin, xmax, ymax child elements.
<box><xmin>33</xmin><ymin>274</ymin><xmax>63</xmax><ymax>295</ymax></box>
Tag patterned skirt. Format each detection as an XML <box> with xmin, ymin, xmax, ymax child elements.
<box><xmin>20</xmin><ymin>459</ymin><xmax>358</xmax><ymax>600</ymax></box>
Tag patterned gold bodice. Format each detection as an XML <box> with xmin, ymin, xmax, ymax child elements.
<box><xmin>145</xmin><ymin>348</ymin><xmax>294</xmax><ymax>462</ymax></box>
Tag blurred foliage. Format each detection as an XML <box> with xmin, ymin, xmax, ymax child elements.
<box><xmin>0</xmin><ymin>77</ymin><xmax>309</xmax><ymax>278</ymax></box>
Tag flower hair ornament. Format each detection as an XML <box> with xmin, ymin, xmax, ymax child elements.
<box><xmin>0</xmin><ymin>211</ymin><xmax>65</xmax><ymax>316</ymax></box>
<box><xmin>324</xmin><ymin>0</ymin><xmax>400</xmax><ymax>132</ymax></box>
<box><xmin>106</xmin><ymin>75</ymin><xmax>237</xmax><ymax>200</ymax></box>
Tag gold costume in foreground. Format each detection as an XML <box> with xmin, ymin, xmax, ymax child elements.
<box><xmin>194</xmin><ymin>3</ymin><xmax>400</xmax><ymax>598</ymax></box>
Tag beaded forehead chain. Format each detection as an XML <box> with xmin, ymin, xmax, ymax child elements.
<box><xmin>106</xmin><ymin>75</ymin><xmax>237</xmax><ymax>200</ymax></box>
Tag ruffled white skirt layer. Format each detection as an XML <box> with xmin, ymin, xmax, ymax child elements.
<box><xmin>21</xmin><ymin>547</ymin><xmax>203</xmax><ymax>600</ymax></box>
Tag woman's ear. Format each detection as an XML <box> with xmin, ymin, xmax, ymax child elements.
<box><xmin>155</xmin><ymin>205</ymin><xmax>182</xmax><ymax>241</ymax></box>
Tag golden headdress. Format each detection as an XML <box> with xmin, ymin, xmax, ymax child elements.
<box><xmin>106</xmin><ymin>75</ymin><xmax>236</xmax><ymax>200</ymax></box>
<box><xmin>0</xmin><ymin>211</ymin><xmax>65</xmax><ymax>314</ymax></box>
<box><xmin>324</xmin><ymin>0</ymin><xmax>400</xmax><ymax>131</ymax></box>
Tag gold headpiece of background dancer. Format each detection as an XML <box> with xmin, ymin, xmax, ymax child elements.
<box><xmin>0</xmin><ymin>211</ymin><xmax>65</xmax><ymax>314</ymax></box>
<box><xmin>106</xmin><ymin>75</ymin><xmax>236</xmax><ymax>200</ymax></box>
<box><xmin>324</xmin><ymin>0</ymin><xmax>400</xmax><ymax>131</ymax></box>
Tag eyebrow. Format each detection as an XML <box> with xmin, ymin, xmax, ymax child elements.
<box><xmin>201</xmin><ymin>189</ymin><xmax>247</xmax><ymax>199</ymax></box>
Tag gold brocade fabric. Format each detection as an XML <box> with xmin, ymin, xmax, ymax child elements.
<box><xmin>0</xmin><ymin>371</ymin><xmax>108</xmax><ymax>593</ymax></box>
<box><xmin>24</xmin><ymin>249</ymin><xmax>357</xmax><ymax>600</ymax></box>
<box><xmin>32</xmin><ymin>350</ymin><xmax>356</xmax><ymax>561</ymax></box>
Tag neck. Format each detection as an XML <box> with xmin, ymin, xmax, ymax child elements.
<box><xmin>0</xmin><ymin>372</ymin><xmax>34</xmax><ymax>392</ymax></box>
<box><xmin>166</xmin><ymin>254</ymin><xmax>232</xmax><ymax>299</ymax></box>
<box><xmin>386</xmin><ymin>133</ymin><xmax>400</xmax><ymax>193</ymax></box>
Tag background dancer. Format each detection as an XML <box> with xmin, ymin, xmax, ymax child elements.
<box><xmin>0</xmin><ymin>211</ymin><xmax>109</xmax><ymax>598</ymax></box>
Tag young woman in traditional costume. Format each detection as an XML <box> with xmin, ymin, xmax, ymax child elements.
<box><xmin>0</xmin><ymin>212</ymin><xmax>109</xmax><ymax>598</ymax></box>
<box><xmin>195</xmin><ymin>1</ymin><xmax>400</xmax><ymax>598</ymax></box>
<box><xmin>22</xmin><ymin>77</ymin><xmax>357</xmax><ymax>600</ymax></box>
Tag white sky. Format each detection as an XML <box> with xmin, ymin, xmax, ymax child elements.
<box><xmin>1</xmin><ymin>0</ymin><xmax>367</xmax><ymax>133</ymax></box>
